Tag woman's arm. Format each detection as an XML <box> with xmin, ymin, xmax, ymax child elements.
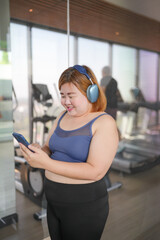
<box><xmin>20</xmin><ymin>115</ymin><xmax>119</xmax><ymax>181</ymax></box>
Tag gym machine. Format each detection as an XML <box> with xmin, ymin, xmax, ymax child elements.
<box><xmin>104</xmin><ymin>172</ymin><xmax>122</xmax><ymax>192</ymax></box>
<box><xmin>32</xmin><ymin>83</ymin><xmax>57</xmax><ymax>145</ymax></box>
<box><xmin>130</xmin><ymin>87</ymin><xmax>160</xmax><ymax>133</ymax></box>
<box><xmin>15</xmin><ymin>155</ymin><xmax>45</xmax><ymax>206</ymax></box>
<box><xmin>111</xmin><ymin>88</ymin><xmax>160</xmax><ymax>174</ymax></box>
<box><xmin>112</xmin><ymin>138</ymin><xmax>160</xmax><ymax>173</ymax></box>
<box><xmin>14</xmin><ymin>83</ymin><xmax>57</xmax><ymax>220</ymax></box>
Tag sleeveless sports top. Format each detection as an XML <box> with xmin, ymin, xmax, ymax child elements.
<box><xmin>49</xmin><ymin>112</ymin><xmax>107</xmax><ymax>163</ymax></box>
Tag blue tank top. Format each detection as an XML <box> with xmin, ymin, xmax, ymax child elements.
<box><xmin>49</xmin><ymin>112</ymin><xmax>107</xmax><ymax>163</ymax></box>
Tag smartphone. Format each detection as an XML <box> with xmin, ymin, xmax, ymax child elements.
<box><xmin>12</xmin><ymin>132</ymin><xmax>33</xmax><ymax>151</ymax></box>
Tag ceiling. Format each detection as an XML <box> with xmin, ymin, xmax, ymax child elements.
<box><xmin>103</xmin><ymin>0</ymin><xmax>160</xmax><ymax>22</ymax></box>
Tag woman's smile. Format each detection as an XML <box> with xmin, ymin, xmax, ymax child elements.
<box><xmin>67</xmin><ymin>106</ymin><xmax>74</xmax><ymax>112</ymax></box>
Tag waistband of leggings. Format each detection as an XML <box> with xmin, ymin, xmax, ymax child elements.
<box><xmin>44</xmin><ymin>177</ymin><xmax>108</xmax><ymax>203</ymax></box>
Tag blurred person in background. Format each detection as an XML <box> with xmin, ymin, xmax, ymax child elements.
<box><xmin>100</xmin><ymin>66</ymin><xmax>118</xmax><ymax>120</ymax></box>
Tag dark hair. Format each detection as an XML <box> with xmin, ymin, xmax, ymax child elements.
<box><xmin>58</xmin><ymin>65</ymin><xmax>106</xmax><ymax>112</ymax></box>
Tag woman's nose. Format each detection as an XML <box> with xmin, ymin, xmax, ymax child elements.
<box><xmin>65</xmin><ymin>97</ymin><xmax>71</xmax><ymax>104</ymax></box>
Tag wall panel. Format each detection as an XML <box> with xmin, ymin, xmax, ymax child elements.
<box><xmin>10</xmin><ymin>0</ymin><xmax>160</xmax><ymax>52</ymax></box>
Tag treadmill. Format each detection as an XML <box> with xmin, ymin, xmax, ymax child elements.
<box><xmin>112</xmin><ymin>139</ymin><xmax>160</xmax><ymax>173</ymax></box>
<box><xmin>130</xmin><ymin>87</ymin><xmax>160</xmax><ymax>126</ymax></box>
<box><xmin>111</xmin><ymin>88</ymin><xmax>160</xmax><ymax>174</ymax></box>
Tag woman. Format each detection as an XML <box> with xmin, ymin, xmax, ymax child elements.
<box><xmin>20</xmin><ymin>65</ymin><xmax>119</xmax><ymax>240</ymax></box>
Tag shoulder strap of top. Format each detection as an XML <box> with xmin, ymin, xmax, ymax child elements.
<box><xmin>89</xmin><ymin>113</ymin><xmax>108</xmax><ymax>132</ymax></box>
<box><xmin>57</xmin><ymin>111</ymin><xmax>67</xmax><ymax>126</ymax></box>
<box><xmin>90</xmin><ymin>113</ymin><xmax>108</xmax><ymax>124</ymax></box>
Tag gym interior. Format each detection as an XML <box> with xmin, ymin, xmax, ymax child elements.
<box><xmin>1</xmin><ymin>0</ymin><xmax>160</xmax><ymax>239</ymax></box>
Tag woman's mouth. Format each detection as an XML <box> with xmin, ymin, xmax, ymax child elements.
<box><xmin>67</xmin><ymin>107</ymin><xmax>73</xmax><ymax>112</ymax></box>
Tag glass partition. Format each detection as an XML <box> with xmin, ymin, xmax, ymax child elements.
<box><xmin>78</xmin><ymin>37</ymin><xmax>110</xmax><ymax>82</ymax></box>
<box><xmin>139</xmin><ymin>50</ymin><xmax>159</xmax><ymax>126</ymax></box>
<box><xmin>31</xmin><ymin>28</ymin><xmax>75</xmax><ymax>144</ymax></box>
<box><xmin>112</xmin><ymin>44</ymin><xmax>137</xmax><ymax>102</ymax></box>
<box><xmin>139</xmin><ymin>50</ymin><xmax>158</xmax><ymax>102</ymax></box>
<box><xmin>32</xmin><ymin>27</ymin><xmax>75</xmax><ymax>102</ymax></box>
<box><xmin>10</xmin><ymin>23</ymin><xmax>29</xmax><ymax>139</ymax></box>
<box><xmin>0</xmin><ymin>0</ymin><xmax>18</xmax><ymax>229</ymax></box>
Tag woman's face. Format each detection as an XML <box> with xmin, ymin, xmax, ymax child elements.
<box><xmin>60</xmin><ymin>82</ymin><xmax>92</xmax><ymax>116</ymax></box>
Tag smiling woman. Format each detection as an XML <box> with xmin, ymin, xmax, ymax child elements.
<box><xmin>60</xmin><ymin>82</ymin><xmax>92</xmax><ymax>115</ymax></box>
<box><xmin>20</xmin><ymin>65</ymin><xmax>119</xmax><ymax>240</ymax></box>
<box><xmin>59</xmin><ymin>65</ymin><xmax>106</xmax><ymax>111</ymax></box>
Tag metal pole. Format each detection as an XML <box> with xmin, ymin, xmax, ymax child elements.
<box><xmin>109</xmin><ymin>43</ymin><xmax>112</xmax><ymax>74</ymax></box>
<box><xmin>156</xmin><ymin>54</ymin><xmax>160</xmax><ymax>124</ymax></box>
<box><xmin>67</xmin><ymin>0</ymin><xmax>70</xmax><ymax>67</ymax></box>
<box><xmin>135</xmin><ymin>49</ymin><xmax>139</xmax><ymax>129</ymax></box>
<box><xmin>27</xmin><ymin>25</ymin><xmax>33</xmax><ymax>142</ymax></box>
<box><xmin>136</xmin><ymin>49</ymin><xmax>139</xmax><ymax>88</ymax></box>
<box><xmin>74</xmin><ymin>36</ymin><xmax>78</xmax><ymax>64</ymax></box>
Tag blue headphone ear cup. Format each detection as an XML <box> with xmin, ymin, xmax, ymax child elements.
<box><xmin>87</xmin><ymin>84</ymin><xmax>99</xmax><ymax>103</ymax></box>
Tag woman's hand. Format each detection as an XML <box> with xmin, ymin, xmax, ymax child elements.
<box><xmin>30</xmin><ymin>143</ymin><xmax>41</xmax><ymax>149</ymax></box>
<box><xmin>20</xmin><ymin>143</ymin><xmax>49</xmax><ymax>169</ymax></box>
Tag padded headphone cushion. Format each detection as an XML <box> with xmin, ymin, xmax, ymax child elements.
<box><xmin>87</xmin><ymin>84</ymin><xmax>99</xmax><ymax>103</ymax></box>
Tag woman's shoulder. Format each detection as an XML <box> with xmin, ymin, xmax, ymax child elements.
<box><xmin>92</xmin><ymin>112</ymin><xmax>118</xmax><ymax>139</ymax></box>
<box><xmin>93</xmin><ymin>112</ymin><xmax>117</xmax><ymax>129</ymax></box>
<box><xmin>94</xmin><ymin>111</ymin><xmax>114</xmax><ymax>120</ymax></box>
<box><xmin>51</xmin><ymin>110</ymin><xmax>66</xmax><ymax>128</ymax></box>
<box><xmin>57</xmin><ymin>110</ymin><xmax>67</xmax><ymax>120</ymax></box>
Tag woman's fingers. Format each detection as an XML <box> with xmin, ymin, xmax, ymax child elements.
<box><xmin>19</xmin><ymin>143</ymin><xmax>45</xmax><ymax>168</ymax></box>
<box><xmin>30</xmin><ymin>143</ymin><xmax>41</xmax><ymax>149</ymax></box>
<box><xmin>28</xmin><ymin>144</ymin><xmax>41</xmax><ymax>153</ymax></box>
<box><xmin>19</xmin><ymin>144</ymin><xmax>31</xmax><ymax>161</ymax></box>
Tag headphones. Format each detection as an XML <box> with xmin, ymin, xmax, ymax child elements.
<box><xmin>72</xmin><ymin>65</ymin><xmax>99</xmax><ymax>103</ymax></box>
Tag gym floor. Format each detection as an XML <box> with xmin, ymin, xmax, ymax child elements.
<box><xmin>1</xmin><ymin>164</ymin><xmax>160</xmax><ymax>240</ymax></box>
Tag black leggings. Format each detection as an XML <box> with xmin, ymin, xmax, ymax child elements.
<box><xmin>44</xmin><ymin>177</ymin><xmax>109</xmax><ymax>240</ymax></box>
